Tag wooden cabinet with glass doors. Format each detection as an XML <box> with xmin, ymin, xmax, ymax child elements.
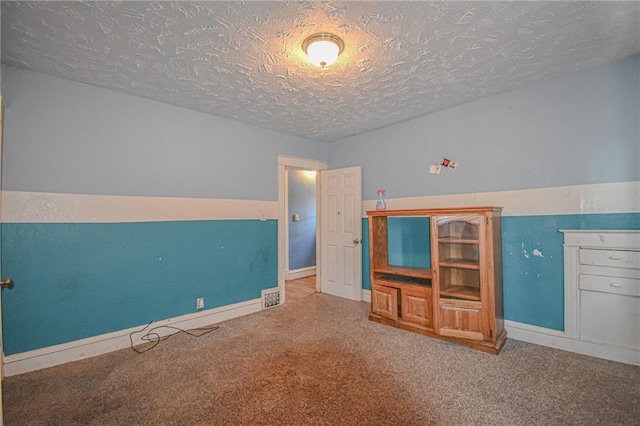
<box><xmin>367</xmin><ymin>207</ymin><xmax>506</xmax><ymax>354</ymax></box>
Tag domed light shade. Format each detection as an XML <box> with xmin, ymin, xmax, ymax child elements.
<box><xmin>303</xmin><ymin>33</ymin><xmax>344</xmax><ymax>67</ymax></box>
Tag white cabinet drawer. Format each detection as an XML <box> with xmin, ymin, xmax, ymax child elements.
<box><xmin>580</xmin><ymin>264</ymin><xmax>640</xmax><ymax>280</ymax></box>
<box><xmin>580</xmin><ymin>248</ymin><xmax>640</xmax><ymax>269</ymax></box>
<box><xmin>580</xmin><ymin>274</ymin><xmax>640</xmax><ymax>297</ymax></box>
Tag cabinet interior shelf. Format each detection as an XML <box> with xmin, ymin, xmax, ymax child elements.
<box><xmin>440</xmin><ymin>285</ymin><xmax>481</xmax><ymax>301</ymax></box>
<box><xmin>438</xmin><ymin>238</ymin><xmax>479</xmax><ymax>244</ymax></box>
<box><xmin>374</xmin><ymin>277</ymin><xmax>431</xmax><ymax>288</ymax></box>
<box><xmin>439</xmin><ymin>259</ymin><xmax>480</xmax><ymax>270</ymax></box>
<box><xmin>373</xmin><ymin>265</ymin><xmax>432</xmax><ymax>279</ymax></box>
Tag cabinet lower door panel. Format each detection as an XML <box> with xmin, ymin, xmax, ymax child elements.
<box><xmin>401</xmin><ymin>286</ymin><xmax>433</xmax><ymax>328</ymax></box>
<box><xmin>439</xmin><ymin>302</ymin><xmax>485</xmax><ymax>341</ymax></box>
<box><xmin>580</xmin><ymin>290</ymin><xmax>639</xmax><ymax>349</ymax></box>
<box><xmin>372</xmin><ymin>284</ymin><xmax>399</xmax><ymax>320</ymax></box>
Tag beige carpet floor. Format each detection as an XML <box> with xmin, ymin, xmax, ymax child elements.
<box><xmin>3</xmin><ymin>293</ymin><xmax>639</xmax><ymax>425</ymax></box>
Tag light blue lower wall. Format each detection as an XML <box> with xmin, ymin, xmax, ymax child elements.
<box><xmin>362</xmin><ymin>213</ymin><xmax>640</xmax><ymax>331</ymax></box>
<box><xmin>1</xmin><ymin>219</ymin><xmax>277</xmax><ymax>355</ymax></box>
<box><xmin>387</xmin><ymin>217</ymin><xmax>431</xmax><ymax>268</ymax></box>
<box><xmin>4</xmin><ymin>212</ymin><xmax>638</xmax><ymax>355</ymax></box>
<box><xmin>501</xmin><ymin>213</ymin><xmax>640</xmax><ymax>329</ymax></box>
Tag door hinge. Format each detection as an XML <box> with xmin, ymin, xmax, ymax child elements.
<box><xmin>486</xmin><ymin>217</ymin><xmax>489</xmax><ymax>225</ymax></box>
<box><xmin>489</xmin><ymin>329</ymin><xmax>493</xmax><ymax>338</ymax></box>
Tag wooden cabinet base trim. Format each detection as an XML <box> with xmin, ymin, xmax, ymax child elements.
<box><xmin>397</xmin><ymin>319</ymin><xmax>432</xmax><ymax>332</ymax></box>
<box><xmin>439</xmin><ymin>328</ymin><xmax>484</xmax><ymax>341</ymax></box>
<box><xmin>368</xmin><ymin>313</ymin><xmax>507</xmax><ymax>355</ymax></box>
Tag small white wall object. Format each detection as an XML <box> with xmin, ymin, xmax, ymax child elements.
<box><xmin>429</xmin><ymin>165</ymin><xmax>441</xmax><ymax>174</ymax></box>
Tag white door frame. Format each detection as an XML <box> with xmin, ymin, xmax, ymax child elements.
<box><xmin>277</xmin><ymin>155</ymin><xmax>328</xmax><ymax>304</ymax></box>
<box><xmin>0</xmin><ymin>93</ymin><xmax>5</xmax><ymax>423</ymax></box>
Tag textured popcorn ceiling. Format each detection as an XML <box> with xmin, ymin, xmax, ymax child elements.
<box><xmin>2</xmin><ymin>1</ymin><xmax>639</xmax><ymax>142</ymax></box>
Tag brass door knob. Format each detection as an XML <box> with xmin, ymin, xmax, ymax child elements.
<box><xmin>1</xmin><ymin>278</ymin><xmax>14</xmax><ymax>289</ymax></box>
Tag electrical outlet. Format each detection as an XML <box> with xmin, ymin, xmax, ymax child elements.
<box><xmin>196</xmin><ymin>297</ymin><xmax>204</xmax><ymax>309</ymax></box>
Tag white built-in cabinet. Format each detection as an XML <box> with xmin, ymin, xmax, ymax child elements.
<box><xmin>561</xmin><ymin>230</ymin><xmax>640</xmax><ymax>365</ymax></box>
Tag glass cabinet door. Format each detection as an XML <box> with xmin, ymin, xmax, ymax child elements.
<box><xmin>436</xmin><ymin>215</ymin><xmax>481</xmax><ymax>301</ymax></box>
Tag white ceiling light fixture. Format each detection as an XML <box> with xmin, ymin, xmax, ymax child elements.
<box><xmin>302</xmin><ymin>33</ymin><xmax>344</xmax><ymax>68</ymax></box>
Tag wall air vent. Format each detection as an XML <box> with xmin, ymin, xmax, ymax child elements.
<box><xmin>261</xmin><ymin>287</ymin><xmax>281</xmax><ymax>309</ymax></box>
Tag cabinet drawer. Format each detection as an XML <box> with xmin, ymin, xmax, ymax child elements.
<box><xmin>580</xmin><ymin>249</ymin><xmax>640</xmax><ymax>270</ymax></box>
<box><xmin>580</xmin><ymin>274</ymin><xmax>640</xmax><ymax>297</ymax></box>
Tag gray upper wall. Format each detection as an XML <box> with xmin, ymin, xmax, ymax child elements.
<box><xmin>328</xmin><ymin>55</ymin><xmax>640</xmax><ymax>200</ymax></box>
<box><xmin>3</xmin><ymin>55</ymin><xmax>638</xmax><ymax>203</ymax></box>
<box><xmin>1</xmin><ymin>65</ymin><xmax>327</xmax><ymax>201</ymax></box>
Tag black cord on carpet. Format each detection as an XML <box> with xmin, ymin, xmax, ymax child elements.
<box><xmin>129</xmin><ymin>320</ymin><xmax>220</xmax><ymax>353</ymax></box>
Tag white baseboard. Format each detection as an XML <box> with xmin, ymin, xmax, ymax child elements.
<box><xmin>286</xmin><ymin>266</ymin><xmax>316</xmax><ymax>280</ymax></box>
<box><xmin>505</xmin><ymin>320</ymin><xmax>639</xmax><ymax>366</ymax></box>
<box><xmin>11</xmin><ymin>298</ymin><xmax>635</xmax><ymax>377</ymax></box>
<box><xmin>4</xmin><ymin>298</ymin><xmax>262</xmax><ymax>377</ymax></box>
<box><xmin>357</xmin><ymin>301</ymin><xmax>637</xmax><ymax>365</ymax></box>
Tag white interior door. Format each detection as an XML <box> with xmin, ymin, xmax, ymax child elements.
<box><xmin>320</xmin><ymin>166</ymin><xmax>362</xmax><ymax>301</ymax></box>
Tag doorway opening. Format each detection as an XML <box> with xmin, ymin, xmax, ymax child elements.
<box><xmin>285</xmin><ymin>275</ymin><xmax>317</xmax><ymax>303</ymax></box>
<box><xmin>286</xmin><ymin>169</ymin><xmax>317</xmax><ymax>281</ymax></box>
<box><xmin>277</xmin><ymin>155</ymin><xmax>328</xmax><ymax>305</ymax></box>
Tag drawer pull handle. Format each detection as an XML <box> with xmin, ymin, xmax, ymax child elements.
<box><xmin>609</xmin><ymin>283</ymin><xmax>622</xmax><ymax>288</ymax></box>
<box><xmin>609</xmin><ymin>255</ymin><xmax>622</xmax><ymax>260</ymax></box>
